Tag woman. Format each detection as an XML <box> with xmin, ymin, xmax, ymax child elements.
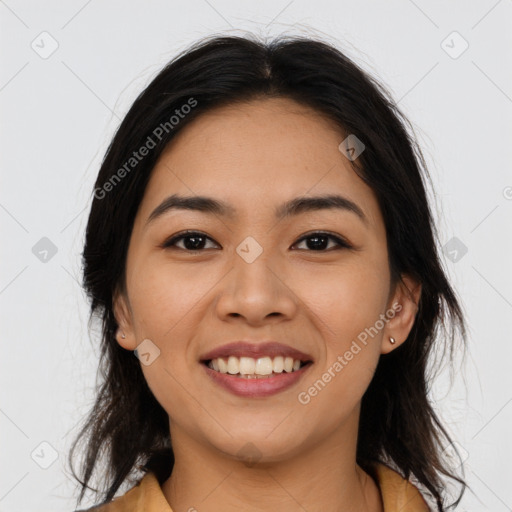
<box><xmin>70</xmin><ymin>34</ymin><xmax>467</xmax><ymax>511</ymax></box>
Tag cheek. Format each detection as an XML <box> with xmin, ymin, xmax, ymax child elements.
<box><xmin>293</xmin><ymin>256</ymin><xmax>389</xmax><ymax>403</ymax></box>
<box><xmin>294</xmin><ymin>253</ymin><xmax>390</xmax><ymax>340</ymax></box>
<box><xmin>126</xmin><ymin>260</ymin><xmax>213</xmax><ymax>339</ymax></box>
<box><xmin>126</xmin><ymin>262</ymin><xmax>217</xmax><ymax>417</ymax></box>
<box><xmin>128</xmin><ymin>263</ymin><xmax>211</xmax><ymax>430</ymax></box>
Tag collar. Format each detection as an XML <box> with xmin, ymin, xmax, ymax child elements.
<box><xmin>91</xmin><ymin>461</ymin><xmax>431</xmax><ymax>511</ymax></box>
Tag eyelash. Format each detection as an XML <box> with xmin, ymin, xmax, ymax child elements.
<box><xmin>161</xmin><ymin>230</ymin><xmax>352</xmax><ymax>252</ymax></box>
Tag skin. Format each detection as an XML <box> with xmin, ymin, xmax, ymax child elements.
<box><xmin>113</xmin><ymin>97</ymin><xmax>421</xmax><ymax>512</ymax></box>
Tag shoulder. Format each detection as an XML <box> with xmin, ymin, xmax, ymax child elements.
<box><xmin>72</xmin><ymin>472</ymin><xmax>159</xmax><ymax>512</ymax></box>
<box><xmin>76</xmin><ymin>465</ymin><xmax>431</xmax><ymax>511</ymax></box>
<box><xmin>373</xmin><ymin>462</ymin><xmax>432</xmax><ymax>511</ymax></box>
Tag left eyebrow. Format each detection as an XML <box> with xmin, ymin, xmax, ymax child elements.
<box><xmin>275</xmin><ymin>194</ymin><xmax>368</xmax><ymax>226</ymax></box>
<box><xmin>145</xmin><ymin>193</ymin><xmax>368</xmax><ymax>227</ymax></box>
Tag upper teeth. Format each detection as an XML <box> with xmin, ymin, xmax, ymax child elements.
<box><xmin>208</xmin><ymin>356</ymin><xmax>302</xmax><ymax>375</ymax></box>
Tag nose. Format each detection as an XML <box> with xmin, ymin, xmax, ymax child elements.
<box><xmin>215</xmin><ymin>250</ymin><xmax>298</xmax><ymax>326</ymax></box>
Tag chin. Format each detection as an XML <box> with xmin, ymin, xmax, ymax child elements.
<box><xmin>209</xmin><ymin>431</ymin><xmax>306</xmax><ymax>466</ymax></box>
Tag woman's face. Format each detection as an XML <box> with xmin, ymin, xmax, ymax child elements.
<box><xmin>114</xmin><ymin>97</ymin><xmax>419</xmax><ymax>464</ymax></box>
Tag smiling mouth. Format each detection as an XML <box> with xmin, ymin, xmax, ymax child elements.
<box><xmin>202</xmin><ymin>356</ymin><xmax>313</xmax><ymax>379</ymax></box>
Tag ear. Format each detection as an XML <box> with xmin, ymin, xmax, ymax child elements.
<box><xmin>113</xmin><ymin>285</ymin><xmax>137</xmax><ymax>351</ymax></box>
<box><xmin>380</xmin><ymin>273</ymin><xmax>421</xmax><ymax>355</ymax></box>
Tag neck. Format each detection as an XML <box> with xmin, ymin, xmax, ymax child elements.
<box><xmin>161</xmin><ymin>421</ymin><xmax>383</xmax><ymax>512</ymax></box>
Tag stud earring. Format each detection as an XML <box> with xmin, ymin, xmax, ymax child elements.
<box><xmin>118</xmin><ymin>329</ymin><xmax>126</xmax><ymax>339</ymax></box>
<box><xmin>389</xmin><ymin>336</ymin><xmax>396</xmax><ymax>344</ymax></box>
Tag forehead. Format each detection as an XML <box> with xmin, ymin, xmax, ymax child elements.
<box><xmin>136</xmin><ymin>97</ymin><xmax>382</xmax><ymax>228</ymax></box>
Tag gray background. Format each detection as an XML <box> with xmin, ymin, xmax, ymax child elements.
<box><xmin>1</xmin><ymin>1</ymin><xmax>511</xmax><ymax>510</ymax></box>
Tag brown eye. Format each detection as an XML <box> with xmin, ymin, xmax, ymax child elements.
<box><xmin>292</xmin><ymin>232</ymin><xmax>352</xmax><ymax>251</ymax></box>
<box><xmin>161</xmin><ymin>230</ymin><xmax>352</xmax><ymax>252</ymax></box>
<box><xmin>162</xmin><ymin>231</ymin><xmax>220</xmax><ymax>251</ymax></box>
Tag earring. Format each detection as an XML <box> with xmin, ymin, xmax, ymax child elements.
<box><xmin>389</xmin><ymin>336</ymin><xmax>396</xmax><ymax>344</ymax></box>
<box><xmin>118</xmin><ymin>329</ymin><xmax>126</xmax><ymax>339</ymax></box>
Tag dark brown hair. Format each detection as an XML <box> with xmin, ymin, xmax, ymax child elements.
<box><xmin>69</xmin><ymin>33</ymin><xmax>467</xmax><ymax>511</ymax></box>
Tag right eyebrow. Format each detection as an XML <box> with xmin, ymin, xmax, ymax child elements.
<box><xmin>145</xmin><ymin>193</ymin><xmax>368</xmax><ymax>228</ymax></box>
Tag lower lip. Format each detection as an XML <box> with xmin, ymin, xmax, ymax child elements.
<box><xmin>201</xmin><ymin>362</ymin><xmax>313</xmax><ymax>398</ymax></box>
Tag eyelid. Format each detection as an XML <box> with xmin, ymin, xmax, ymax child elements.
<box><xmin>292</xmin><ymin>231</ymin><xmax>353</xmax><ymax>250</ymax></box>
<box><xmin>161</xmin><ymin>230</ymin><xmax>353</xmax><ymax>251</ymax></box>
<box><xmin>160</xmin><ymin>230</ymin><xmax>220</xmax><ymax>250</ymax></box>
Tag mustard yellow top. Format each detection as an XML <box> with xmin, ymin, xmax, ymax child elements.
<box><xmin>80</xmin><ymin>463</ymin><xmax>430</xmax><ymax>511</ymax></box>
